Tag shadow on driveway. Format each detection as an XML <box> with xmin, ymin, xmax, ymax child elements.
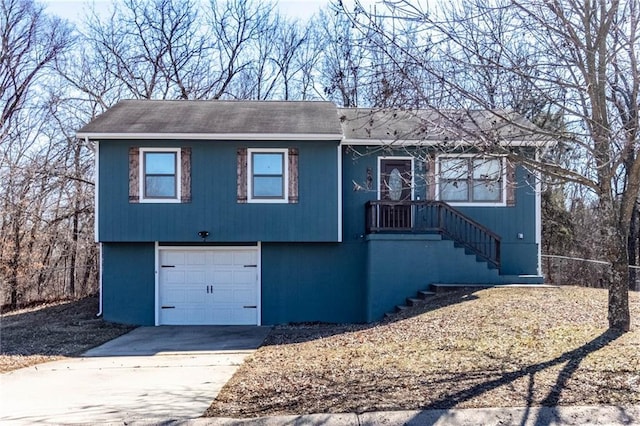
<box><xmin>84</xmin><ymin>325</ymin><xmax>272</xmax><ymax>356</ymax></box>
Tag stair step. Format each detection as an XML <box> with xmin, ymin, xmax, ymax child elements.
<box><xmin>417</xmin><ymin>290</ymin><xmax>436</xmax><ymax>299</ymax></box>
<box><xmin>406</xmin><ymin>297</ymin><xmax>422</xmax><ymax>306</ymax></box>
<box><xmin>395</xmin><ymin>304</ymin><xmax>409</xmax><ymax>312</ymax></box>
<box><xmin>430</xmin><ymin>283</ymin><xmax>495</xmax><ymax>293</ymax></box>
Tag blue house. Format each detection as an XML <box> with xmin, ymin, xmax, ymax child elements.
<box><xmin>77</xmin><ymin>100</ymin><xmax>546</xmax><ymax>326</ymax></box>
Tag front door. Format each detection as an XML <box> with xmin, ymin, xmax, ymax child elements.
<box><xmin>379</xmin><ymin>159</ymin><xmax>412</xmax><ymax>229</ymax></box>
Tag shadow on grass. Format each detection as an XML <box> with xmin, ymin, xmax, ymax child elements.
<box><xmin>261</xmin><ymin>288</ymin><xmax>480</xmax><ymax>346</ymax></box>
<box><xmin>409</xmin><ymin>328</ymin><xmax>624</xmax><ymax>426</ymax></box>
<box><xmin>0</xmin><ymin>297</ymin><xmax>134</xmax><ymax>358</ymax></box>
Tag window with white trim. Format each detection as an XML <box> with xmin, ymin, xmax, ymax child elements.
<box><xmin>140</xmin><ymin>148</ymin><xmax>181</xmax><ymax>202</ymax></box>
<box><xmin>247</xmin><ymin>148</ymin><xmax>288</xmax><ymax>202</ymax></box>
<box><xmin>438</xmin><ymin>156</ymin><xmax>504</xmax><ymax>204</ymax></box>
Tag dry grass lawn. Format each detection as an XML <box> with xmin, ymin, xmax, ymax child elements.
<box><xmin>0</xmin><ymin>297</ymin><xmax>134</xmax><ymax>372</ymax></box>
<box><xmin>206</xmin><ymin>286</ymin><xmax>640</xmax><ymax>418</ymax></box>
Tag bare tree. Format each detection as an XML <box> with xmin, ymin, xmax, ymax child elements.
<box><xmin>0</xmin><ymin>0</ymin><xmax>74</xmax><ymax>308</ymax></box>
<box><xmin>343</xmin><ymin>0</ymin><xmax>638</xmax><ymax>331</ymax></box>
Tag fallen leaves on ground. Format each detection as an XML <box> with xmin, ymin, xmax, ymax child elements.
<box><xmin>0</xmin><ymin>297</ymin><xmax>134</xmax><ymax>373</ymax></box>
<box><xmin>206</xmin><ymin>286</ymin><xmax>640</xmax><ymax>418</ymax></box>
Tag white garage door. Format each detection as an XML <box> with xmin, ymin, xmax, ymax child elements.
<box><xmin>158</xmin><ymin>247</ymin><xmax>259</xmax><ymax>325</ymax></box>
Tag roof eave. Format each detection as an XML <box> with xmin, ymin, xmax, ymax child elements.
<box><xmin>76</xmin><ymin>132</ymin><xmax>344</xmax><ymax>141</ymax></box>
<box><xmin>341</xmin><ymin>138</ymin><xmax>555</xmax><ymax>147</ymax></box>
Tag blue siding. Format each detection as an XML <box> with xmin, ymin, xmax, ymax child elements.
<box><xmin>261</xmin><ymin>242</ymin><xmax>366</xmax><ymax>324</ymax></box>
<box><xmin>102</xmin><ymin>243</ymin><xmax>156</xmax><ymax>325</ymax></box>
<box><xmin>98</xmin><ymin>140</ymin><xmax>340</xmax><ymax>242</ymax></box>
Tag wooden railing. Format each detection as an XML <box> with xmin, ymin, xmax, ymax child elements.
<box><xmin>365</xmin><ymin>200</ymin><xmax>501</xmax><ymax>268</ymax></box>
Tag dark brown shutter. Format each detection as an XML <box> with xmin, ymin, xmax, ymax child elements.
<box><xmin>181</xmin><ymin>147</ymin><xmax>191</xmax><ymax>203</ymax></box>
<box><xmin>426</xmin><ymin>155</ymin><xmax>436</xmax><ymax>200</ymax></box>
<box><xmin>288</xmin><ymin>148</ymin><xmax>299</xmax><ymax>203</ymax></box>
<box><xmin>237</xmin><ymin>148</ymin><xmax>247</xmax><ymax>203</ymax></box>
<box><xmin>129</xmin><ymin>147</ymin><xmax>140</xmax><ymax>203</ymax></box>
<box><xmin>506</xmin><ymin>159</ymin><xmax>516</xmax><ymax>207</ymax></box>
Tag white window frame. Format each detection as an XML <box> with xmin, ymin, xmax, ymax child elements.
<box><xmin>139</xmin><ymin>147</ymin><xmax>182</xmax><ymax>203</ymax></box>
<box><xmin>247</xmin><ymin>148</ymin><xmax>289</xmax><ymax>203</ymax></box>
<box><xmin>435</xmin><ymin>154</ymin><xmax>507</xmax><ymax>207</ymax></box>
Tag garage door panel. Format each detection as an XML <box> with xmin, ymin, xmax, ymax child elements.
<box><xmin>163</xmin><ymin>270</ymin><xmax>184</xmax><ymax>284</ymax></box>
<box><xmin>233</xmin><ymin>270</ymin><xmax>255</xmax><ymax>284</ymax></box>
<box><xmin>185</xmin><ymin>270</ymin><xmax>206</xmax><ymax>283</ymax></box>
<box><xmin>233</xmin><ymin>251</ymin><xmax>256</xmax><ymax>266</ymax></box>
<box><xmin>162</xmin><ymin>306</ymin><xmax>208</xmax><ymax>325</ymax></box>
<box><xmin>162</xmin><ymin>251</ymin><xmax>185</xmax><ymax>266</ymax></box>
<box><xmin>186</xmin><ymin>252</ymin><xmax>207</xmax><ymax>265</ymax></box>
<box><xmin>159</xmin><ymin>248</ymin><xmax>259</xmax><ymax>325</ymax></box>
<box><xmin>212</xmin><ymin>252</ymin><xmax>234</xmax><ymax>265</ymax></box>
<box><xmin>212</xmin><ymin>270</ymin><xmax>233</xmax><ymax>284</ymax></box>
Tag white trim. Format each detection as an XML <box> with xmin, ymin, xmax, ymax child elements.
<box><xmin>77</xmin><ymin>132</ymin><xmax>343</xmax><ymax>141</ymax></box>
<box><xmin>435</xmin><ymin>154</ymin><xmax>507</xmax><ymax>207</ymax></box>
<box><xmin>247</xmin><ymin>148</ymin><xmax>289</xmax><ymax>203</ymax></box>
<box><xmin>154</xmin><ymin>241</ymin><xmax>160</xmax><ymax>326</ymax></box>
<box><xmin>93</xmin><ymin>138</ymin><xmax>99</xmax><ymax>242</ymax></box>
<box><xmin>139</xmin><ymin>147</ymin><xmax>182</xmax><ymax>203</ymax></box>
<box><xmin>377</xmin><ymin>156</ymin><xmax>415</xmax><ymax>201</ymax></box>
<box><xmin>535</xmin><ymin>150</ymin><xmax>542</xmax><ymax>275</ymax></box>
<box><xmin>97</xmin><ymin>242</ymin><xmax>103</xmax><ymax>317</ymax></box>
<box><xmin>256</xmin><ymin>241</ymin><xmax>262</xmax><ymax>326</ymax></box>
<box><xmin>342</xmin><ymin>138</ymin><xmax>553</xmax><ymax>147</ymax></box>
<box><xmin>156</xmin><ymin>245</ymin><xmax>261</xmax><ymax>326</ymax></box>
<box><xmin>337</xmin><ymin>145</ymin><xmax>343</xmax><ymax>242</ymax></box>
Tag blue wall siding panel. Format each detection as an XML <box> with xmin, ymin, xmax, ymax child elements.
<box><xmin>261</xmin><ymin>242</ymin><xmax>366</xmax><ymax>324</ymax></box>
<box><xmin>99</xmin><ymin>140</ymin><xmax>339</xmax><ymax>242</ymax></box>
<box><xmin>102</xmin><ymin>242</ymin><xmax>155</xmax><ymax>325</ymax></box>
<box><xmin>365</xmin><ymin>234</ymin><xmax>505</xmax><ymax>321</ymax></box>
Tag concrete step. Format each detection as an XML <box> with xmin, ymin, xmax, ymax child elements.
<box><xmin>406</xmin><ymin>297</ymin><xmax>423</xmax><ymax>306</ymax></box>
<box><xmin>395</xmin><ymin>304</ymin><xmax>409</xmax><ymax>312</ymax></box>
<box><xmin>417</xmin><ymin>290</ymin><xmax>436</xmax><ymax>299</ymax></box>
<box><xmin>429</xmin><ymin>281</ymin><xmax>550</xmax><ymax>293</ymax></box>
<box><xmin>430</xmin><ymin>283</ymin><xmax>496</xmax><ymax>293</ymax></box>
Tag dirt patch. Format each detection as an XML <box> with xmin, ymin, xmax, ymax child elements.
<box><xmin>0</xmin><ymin>297</ymin><xmax>134</xmax><ymax>372</ymax></box>
<box><xmin>206</xmin><ymin>287</ymin><xmax>640</xmax><ymax>418</ymax></box>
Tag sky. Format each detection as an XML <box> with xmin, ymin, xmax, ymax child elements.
<box><xmin>42</xmin><ymin>0</ymin><xmax>340</xmax><ymax>23</ymax></box>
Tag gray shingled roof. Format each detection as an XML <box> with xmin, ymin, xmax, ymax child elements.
<box><xmin>339</xmin><ymin>108</ymin><xmax>546</xmax><ymax>144</ymax></box>
<box><xmin>78</xmin><ymin>100</ymin><xmax>548</xmax><ymax>145</ymax></box>
<box><xmin>77</xmin><ymin>100</ymin><xmax>343</xmax><ymax>139</ymax></box>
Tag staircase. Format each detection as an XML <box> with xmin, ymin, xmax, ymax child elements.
<box><xmin>383</xmin><ymin>281</ymin><xmax>547</xmax><ymax>320</ymax></box>
<box><xmin>366</xmin><ymin>200</ymin><xmax>501</xmax><ymax>268</ymax></box>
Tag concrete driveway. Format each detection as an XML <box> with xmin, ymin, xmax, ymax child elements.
<box><xmin>0</xmin><ymin>326</ymin><xmax>271</xmax><ymax>424</ymax></box>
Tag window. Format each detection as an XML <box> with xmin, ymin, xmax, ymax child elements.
<box><xmin>138</xmin><ymin>148</ymin><xmax>181</xmax><ymax>203</ymax></box>
<box><xmin>438</xmin><ymin>156</ymin><xmax>504</xmax><ymax>204</ymax></box>
<box><xmin>247</xmin><ymin>149</ymin><xmax>288</xmax><ymax>202</ymax></box>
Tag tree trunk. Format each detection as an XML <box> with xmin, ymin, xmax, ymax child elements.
<box><xmin>609</xmin><ymin>247</ymin><xmax>631</xmax><ymax>331</ymax></box>
<box><xmin>603</xmin><ymin>203</ymin><xmax>632</xmax><ymax>331</ymax></box>
<box><xmin>629</xmin><ymin>203</ymin><xmax>638</xmax><ymax>289</ymax></box>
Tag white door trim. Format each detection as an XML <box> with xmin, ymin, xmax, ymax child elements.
<box><xmin>155</xmin><ymin>244</ymin><xmax>261</xmax><ymax>326</ymax></box>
